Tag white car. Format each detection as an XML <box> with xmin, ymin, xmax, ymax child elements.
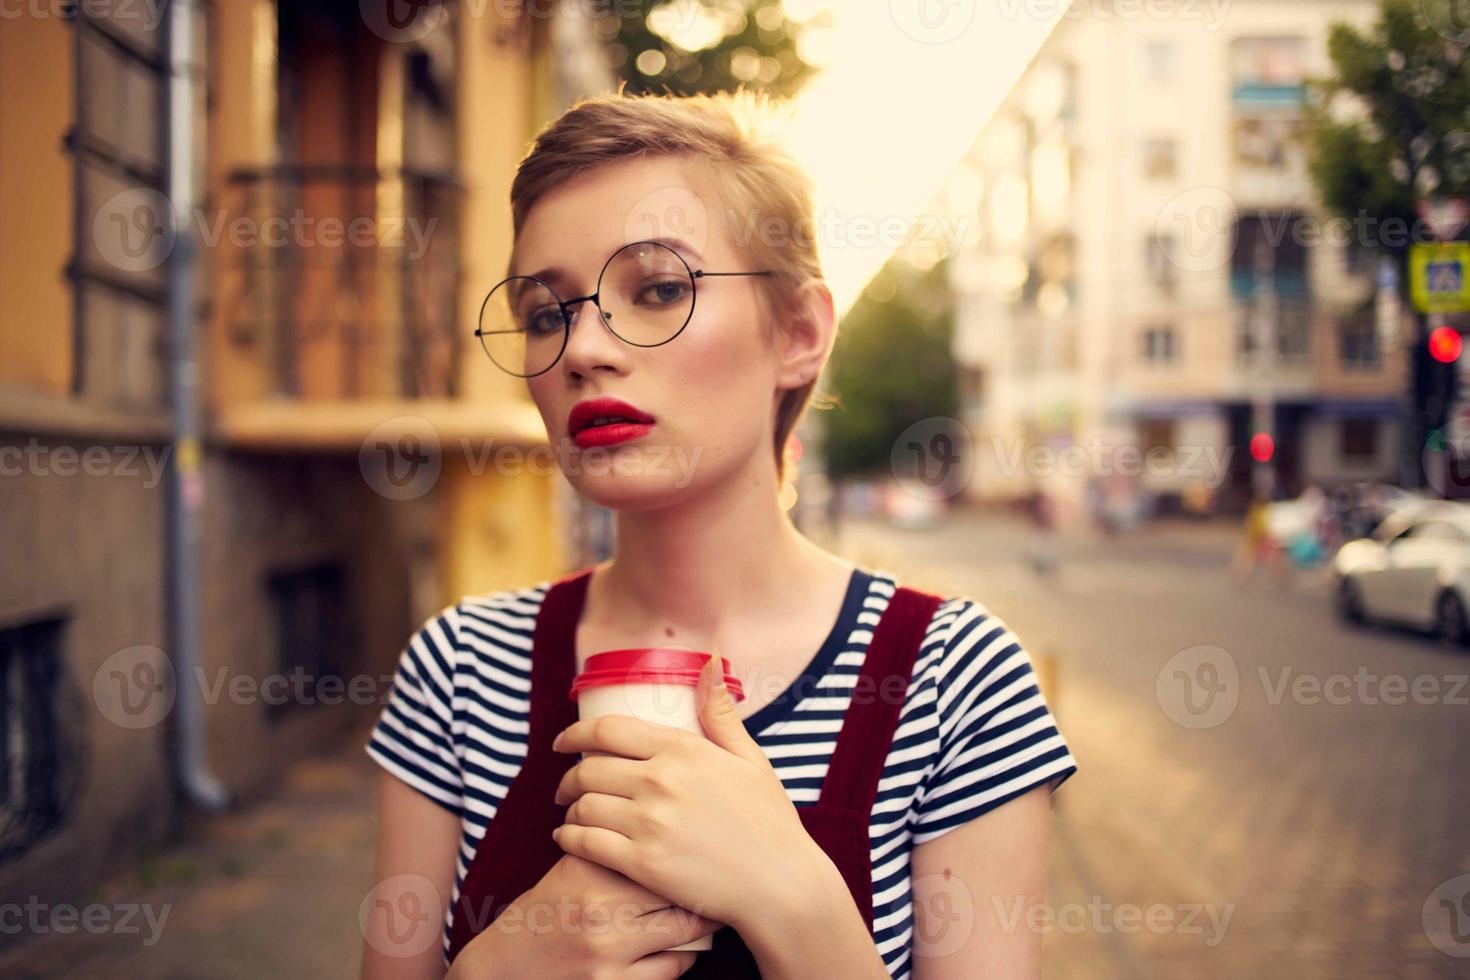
<box><xmin>1333</xmin><ymin>501</ymin><xmax>1470</xmax><ymax>644</ymax></box>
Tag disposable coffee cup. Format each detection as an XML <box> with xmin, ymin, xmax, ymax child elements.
<box><xmin>569</xmin><ymin>648</ymin><xmax>746</xmax><ymax>953</ymax></box>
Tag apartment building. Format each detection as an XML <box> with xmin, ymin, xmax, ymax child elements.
<box><xmin>0</xmin><ymin>0</ymin><xmax>611</xmax><ymax>918</ymax></box>
<box><xmin>949</xmin><ymin>0</ymin><xmax>1406</xmax><ymax>516</ymax></box>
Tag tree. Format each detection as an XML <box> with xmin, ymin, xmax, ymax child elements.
<box><xmin>1304</xmin><ymin>0</ymin><xmax>1470</xmax><ymax>489</ymax></box>
<box><xmin>820</xmin><ymin>257</ymin><xmax>958</xmax><ymax>480</ymax></box>
<box><xmin>600</xmin><ymin>0</ymin><xmax>819</xmax><ymax>99</ymax></box>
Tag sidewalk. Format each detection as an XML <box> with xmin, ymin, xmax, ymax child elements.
<box><xmin>0</xmin><ymin>723</ymin><xmax>381</xmax><ymax>979</ymax></box>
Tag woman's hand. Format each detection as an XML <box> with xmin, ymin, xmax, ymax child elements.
<box><xmin>450</xmin><ymin>852</ymin><xmax>721</xmax><ymax>980</ymax></box>
<box><xmin>550</xmin><ymin>654</ymin><xmax>835</xmax><ymax>937</ymax></box>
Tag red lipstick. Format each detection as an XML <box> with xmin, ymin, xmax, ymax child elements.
<box><xmin>568</xmin><ymin>397</ymin><xmax>657</xmax><ymax>450</ymax></box>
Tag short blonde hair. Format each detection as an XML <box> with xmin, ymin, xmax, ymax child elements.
<box><xmin>508</xmin><ymin>86</ymin><xmax>825</xmax><ymax>484</ymax></box>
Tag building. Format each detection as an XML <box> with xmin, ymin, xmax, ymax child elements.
<box><xmin>949</xmin><ymin>0</ymin><xmax>1406</xmax><ymax>518</ymax></box>
<box><xmin>0</xmin><ymin>0</ymin><xmax>612</xmax><ymax>922</ymax></box>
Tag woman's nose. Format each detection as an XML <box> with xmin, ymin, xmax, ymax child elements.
<box><xmin>559</xmin><ymin>298</ymin><xmax>627</xmax><ymax>377</ymax></box>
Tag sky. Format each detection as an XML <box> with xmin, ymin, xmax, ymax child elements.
<box><xmin>778</xmin><ymin>0</ymin><xmax>1068</xmax><ymax>314</ymax></box>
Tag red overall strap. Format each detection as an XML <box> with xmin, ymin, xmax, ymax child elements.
<box><xmin>445</xmin><ymin>568</ymin><xmax>590</xmax><ymax>963</ymax></box>
<box><xmin>817</xmin><ymin>584</ymin><xmax>944</xmax><ymax>811</ymax></box>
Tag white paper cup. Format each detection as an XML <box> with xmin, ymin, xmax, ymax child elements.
<box><xmin>569</xmin><ymin>648</ymin><xmax>746</xmax><ymax>953</ymax></box>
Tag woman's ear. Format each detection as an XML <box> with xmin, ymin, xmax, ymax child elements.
<box><xmin>775</xmin><ymin>279</ymin><xmax>836</xmax><ymax>390</ymax></box>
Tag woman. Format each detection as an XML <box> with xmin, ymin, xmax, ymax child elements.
<box><xmin>362</xmin><ymin>89</ymin><xmax>1077</xmax><ymax>980</ymax></box>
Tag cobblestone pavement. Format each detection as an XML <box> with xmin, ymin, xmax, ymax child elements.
<box><xmin>839</xmin><ymin>510</ymin><xmax>1470</xmax><ymax>980</ymax></box>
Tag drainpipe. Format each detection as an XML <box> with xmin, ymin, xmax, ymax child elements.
<box><xmin>166</xmin><ymin>0</ymin><xmax>232</xmax><ymax>812</ymax></box>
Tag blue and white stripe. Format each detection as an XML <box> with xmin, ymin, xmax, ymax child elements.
<box><xmin>366</xmin><ymin>569</ymin><xmax>1078</xmax><ymax>977</ymax></box>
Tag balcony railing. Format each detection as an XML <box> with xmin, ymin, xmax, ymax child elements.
<box><xmin>222</xmin><ymin>165</ymin><xmax>462</xmax><ymax>400</ymax></box>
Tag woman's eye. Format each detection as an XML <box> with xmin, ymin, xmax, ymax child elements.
<box><xmin>523</xmin><ymin>308</ymin><xmax>563</xmax><ymax>335</ymax></box>
<box><xmin>636</xmin><ymin>278</ymin><xmax>690</xmax><ymax>306</ymax></box>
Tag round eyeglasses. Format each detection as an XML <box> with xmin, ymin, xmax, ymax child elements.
<box><xmin>475</xmin><ymin>240</ymin><xmax>774</xmax><ymax>378</ymax></box>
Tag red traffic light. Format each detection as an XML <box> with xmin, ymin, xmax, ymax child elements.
<box><xmin>1250</xmin><ymin>432</ymin><xmax>1274</xmax><ymax>463</ymax></box>
<box><xmin>1429</xmin><ymin>325</ymin><xmax>1463</xmax><ymax>364</ymax></box>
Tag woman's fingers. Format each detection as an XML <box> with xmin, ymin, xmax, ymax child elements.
<box><xmin>627</xmin><ymin>949</ymin><xmax>700</xmax><ymax>979</ymax></box>
<box><xmin>630</xmin><ymin>904</ymin><xmax>723</xmax><ymax>959</ymax></box>
<box><xmin>554</xmin><ymin>752</ymin><xmax>647</xmax><ymax>805</ymax></box>
<box><xmin>552</xmin><ymin>823</ymin><xmax>636</xmax><ymax>877</ymax></box>
<box><xmin>563</xmin><ymin>790</ymin><xmax>641</xmax><ymax>838</ymax></box>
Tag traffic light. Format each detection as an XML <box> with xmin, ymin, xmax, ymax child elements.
<box><xmin>1249</xmin><ymin>432</ymin><xmax>1274</xmax><ymax>463</ymax></box>
<box><xmin>1429</xmin><ymin>325</ymin><xmax>1463</xmax><ymax>364</ymax></box>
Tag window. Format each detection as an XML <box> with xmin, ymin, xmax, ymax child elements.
<box><xmin>1</xmin><ymin>618</ymin><xmax>85</xmax><ymax>862</ymax></box>
<box><xmin>1146</xmin><ymin>234</ymin><xmax>1178</xmax><ymax>297</ymax></box>
<box><xmin>1144</xmin><ymin>41</ymin><xmax>1175</xmax><ymax>85</ymax></box>
<box><xmin>1341</xmin><ymin>419</ymin><xmax>1378</xmax><ymax>461</ymax></box>
<box><xmin>1339</xmin><ymin>317</ymin><xmax>1381</xmax><ymax>369</ymax></box>
<box><xmin>1140</xmin><ymin>418</ymin><xmax>1176</xmax><ymax>457</ymax></box>
<box><xmin>266</xmin><ymin>563</ymin><xmax>349</xmax><ymax>720</ymax></box>
<box><xmin>1142</xmin><ymin>325</ymin><xmax>1178</xmax><ymax>364</ymax></box>
<box><xmin>1143</xmin><ymin>138</ymin><xmax>1177</xmax><ymax>180</ymax></box>
<box><xmin>68</xmin><ymin>7</ymin><xmax>206</xmax><ymax>409</ymax></box>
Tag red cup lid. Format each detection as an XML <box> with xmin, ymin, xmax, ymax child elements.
<box><xmin>569</xmin><ymin>648</ymin><xmax>745</xmax><ymax>702</ymax></box>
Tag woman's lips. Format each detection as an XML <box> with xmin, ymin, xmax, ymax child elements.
<box><xmin>571</xmin><ymin>421</ymin><xmax>656</xmax><ymax>449</ymax></box>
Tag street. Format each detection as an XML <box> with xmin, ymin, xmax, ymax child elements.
<box><xmin>2</xmin><ymin>511</ymin><xmax>1465</xmax><ymax>979</ymax></box>
<box><xmin>841</xmin><ymin>510</ymin><xmax>1470</xmax><ymax>979</ymax></box>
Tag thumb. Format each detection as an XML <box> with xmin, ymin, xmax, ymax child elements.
<box><xmin>697</xmin><ymin>649</ymin><xmax>765</xmax><ymax>766</ymax></box>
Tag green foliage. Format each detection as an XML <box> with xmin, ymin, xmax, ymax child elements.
<box><xmin>821</xmin><ymin>257</ymin><xmax>958</xmax><ymax>479</ymax></box>
<box><xmin>605</xmin><ymin>1</ymin><xmax>818</xmax><ymax>98</ymax></box>
<box><xmin>1304</xmin><ymin>0</ymin><xmax>1470</xmax><ymax>258</ymax></box>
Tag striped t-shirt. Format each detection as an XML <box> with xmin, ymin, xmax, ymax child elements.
<box><xmin>366</xmin><ymin>566</ymin><xmax>1078</xmax><ymax>978</ymax></box>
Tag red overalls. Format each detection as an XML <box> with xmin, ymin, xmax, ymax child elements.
<box><xmin>446</xmin><ymin>567</ymin><xmax>942</xmax><ymax>976</ymax></box>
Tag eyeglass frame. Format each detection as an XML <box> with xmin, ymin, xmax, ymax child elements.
<box><xmin>474</xmin><ymin>239</ymin><xmax>776</xmax><ymax>378</ymax></box>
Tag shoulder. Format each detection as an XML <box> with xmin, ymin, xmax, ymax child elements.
<box><xmin>401</xmin><ymin>581</ymin><xmax>555</xmax><ymax>682</ymax></box>
<box><xmin>880</xmin><ymin>576</ymin><xmax>1041</xmax><ymax>715</ymax></box>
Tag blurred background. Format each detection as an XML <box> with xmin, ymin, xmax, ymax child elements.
<box><xmin>0</xmin><ymin>0</ymin><xmax>1467</xmax><ymax>977</ymax></box>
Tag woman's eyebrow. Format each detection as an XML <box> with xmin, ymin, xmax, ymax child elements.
<box><xmin>516</xmin><ymin>237</ymin><xmax>706</xmax><ymax>282</ymax></box>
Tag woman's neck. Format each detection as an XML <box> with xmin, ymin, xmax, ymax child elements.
<box><xmin>595</xmin><ymin>456</ymin><xmax>846</xmax><ymax>634</ymax></box>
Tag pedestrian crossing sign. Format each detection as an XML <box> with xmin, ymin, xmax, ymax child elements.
<box><xmin>1410</xmin><ymin>242</ymin><xmax>1470</xmax><ymax>313</ymax></box>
